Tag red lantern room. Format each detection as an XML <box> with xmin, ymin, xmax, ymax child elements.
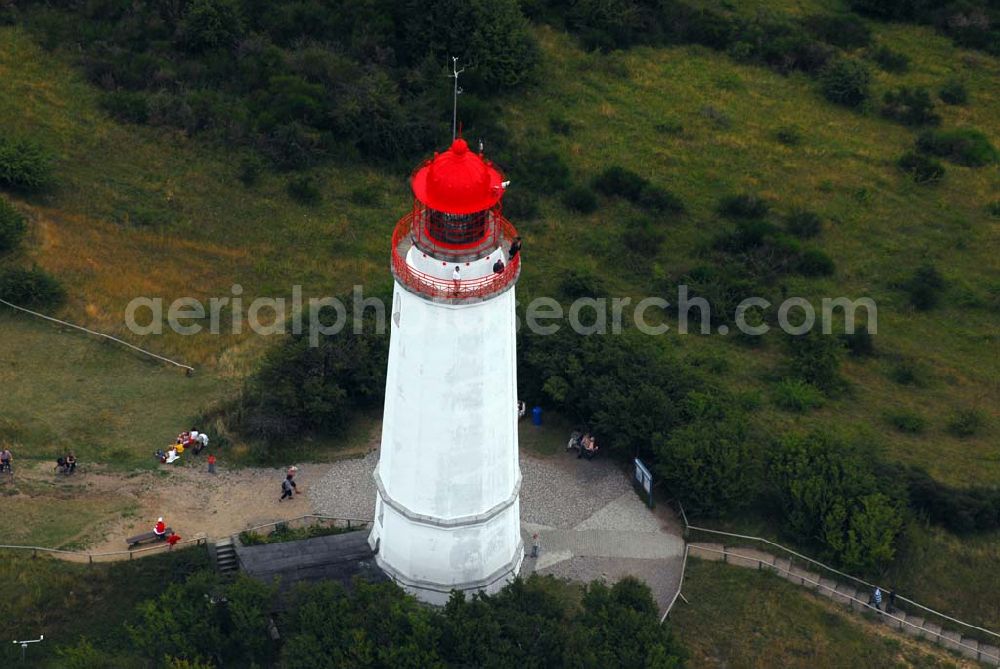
<box><xmin>391</xmin><ymin>138</ymin><xmax>520</xmax><ymax>301</ymax></box>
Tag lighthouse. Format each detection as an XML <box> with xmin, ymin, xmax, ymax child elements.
<box><xmin>368</xmin><ymin>137</ymin><xmax>523</xmax><ymax>604</ymax></box>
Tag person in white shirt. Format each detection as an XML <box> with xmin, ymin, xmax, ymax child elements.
<box><xmin>452</xmin><ymin>266</ymin><xmax>461</xmax><ymax>295</ymax></box>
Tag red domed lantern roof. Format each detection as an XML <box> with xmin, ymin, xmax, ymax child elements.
<box><xmin>411</xmin><ymin>138</ymin><xmax>505</xmax><ymax>215</ymax></box>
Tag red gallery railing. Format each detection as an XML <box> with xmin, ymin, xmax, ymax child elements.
<box><xmin>391</xmin><ymin>211</ymin><xmax>520</xmax><ymax>300</ymax></box>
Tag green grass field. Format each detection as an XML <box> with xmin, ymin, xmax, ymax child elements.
<box><xmin>669</xmin><ymin>559</ymin><xmax>967</xmax><ymax>668</ymax></box>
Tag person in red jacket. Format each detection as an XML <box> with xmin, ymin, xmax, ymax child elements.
<box><xmin>154</xmin><ymin>517</ymin><xmax>166</xmax><ymax>539</ymax></box>
<box><xmin>166</xmin><ymin>532</ymin><xmax>182</xmax><ymax>549</ymax></box>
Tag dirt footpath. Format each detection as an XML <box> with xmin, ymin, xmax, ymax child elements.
<box><xmin>10</xmin><ymin>460</ymin><xmax>337</xmax><ymax>553</ymax></box>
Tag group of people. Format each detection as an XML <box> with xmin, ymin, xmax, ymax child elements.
<box><xmin>567</xmin><ymin>430</ymin><xmax>600</xmax><ymax>460</ymax></box>
<box><xmin>153</xmin><ymin>516</ymin><xmax>182</xmax><ymax>548</ymax></box>
<box><xmin>452</xmin><ymin>236</ymin><xmax>523</xmax><ymax>294</ymax></box>
<box><xmin>156</xmin><ymin>429</ymin><xmax>210</xmax><ymax>464</ymax></box>
<box><xmin>55</xmin><ymin>452</ymin><xmax>77</xmax><ymax>475</ymax></box>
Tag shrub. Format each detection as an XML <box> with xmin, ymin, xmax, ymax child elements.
<box><xmin>897</xmin><ymin>151</ymin><xmax>945</xmax><ymax>184</ymax></box>
<box><xmin>349</xmin><ymin>183</ymin><xmax>381</xmax><ymax>207</ymax></box>
<box><xmin>939</xmin><ymin>78</ymin><xmax>969</xmax><ymax>105</ymax></box>
<box><xmin>769</xmin><ymin>432</ymin><xmax>904</xmax><ymax>574</ymax></box>
<box><xmin>904</xmin><ymin>263</ymin><xmax>945</xmax><ymax>310</ymax></box>
<box><xmin>622</xmin><ymin>217</ymin><xmax>665</xmax><ymax>257</ymax></box>
<box><xmin>99</xmin><ymin>90</ymin><xmax>150</xmax><ymax>123</ymax></box>
<box><xmin>796</xmin><ymin>248</ymin><xmax>836</xmax><ymax>276</ymax></box>
<box><xmin>785</xmin><ymin>329</ymin><xmax>843</xmax><ymax>392</ymax></box>
<box><xmin>179</xmin><ymin>0</ymin><xmax>245</xmax><ymax>52</ymax></box>
<box><xmin>549</xmin><ymin>115</ymin><xmax>572</xmax><ymax>135</ymax></box>
<box><xmin>558</xmin><ymin>268</ymin><xmax>607</xmax><ymax>300</ymax></box>
<box><xmin>886</xmin><ymin>410</ymin><xmax>927</xmax><ymax>434</ymax></box>
<box><xmin>775</xmin><ymin>125</ymin><xmax>803</xmax><ymax>146</ymax></box>
<box><xmin>989</xmin><ymin>201</ymin><xmax>1000</xmax><ymax>219</ymax></box>
<box><xmin>887</xmin><ymin>358</ymin><xmax>930</xmax><ymax>387</ymax></box>
<box><xmin>869</xmin><ymin>45</ymin><xmax>910</xmax><ymax>72</ymax></box>
<box><xmin>947</xmin><ymin>408</ymin><xmax>984</xmax><ymax>438</ymax></box>
<box><xmin>652</xmin><ymin>392</ymin><xmax>759</xmax><ymax>516</ymax></box>
<box><xmin>841</xmin><ymin>328</ymin><xmax>875</xmax><ymax>357</ymax></box>
<box><xmin>784</xmin><ymin>210</ymin><xmax>822</xmax><ymax>238</ymax></box>
<box><xmin>637</xmin><ymin>184</ymin><xmax>684</xmax><ymax>214</ymax></box>
<box><xmin>803</xmin><ymin>13</ymin><xmax>872</xmax><ymax>48</ymax></box>
<box><xmin>592</xmin><ymin>165</ymin><xmax>646</xmax><ymax>200</ymax></box>
<box><xmin>891</xmin><ymin>464</ymin><xmax>1000</xmax><ymax>533</ymax></box>
<box><xmin>0</xmin><ymin>266</ymin><xmax>66</xmax><ymax>307</ymax></box>
<box><xmin>717</xmin><ymin>193</ymin><xmax>769</xmax><ymax>219</ymax></box>
<box><xmin>524</xmin><ymin>148</ymin><xmax>571</xmax><ymax>192</ymax></box>
<box><xmin>881</xmin><ymin>87</ymin><xmax>940</xmax><ymax>126</ymax></box>
<box><xmin>0</xmin><ymin>197</ymin><xmax>27</xmax><ymax>255</ymax></box>
<box><xmin>772</xmin><ymin>378</ymin><xmax>824</xmax><ymax>412</ymax></box>
<box><xmin>562</xmin><ymin>185</ymin><xmax>598</xmax><ymax>213</ymax></box>
<box><xmin>237</xmin><ymin>155</ymin><xmax>264</xmax><ymax>186</ymax></box>
<box><xmin>916</xmin><ymin>128</ymin><xmax>998</xmax><ymax>167</ymax></box>
<box><xmin>286</xmin><ymin>175</ymin><xmax>321</xmax><ymax>205</ymax></box>
<box><xmin>502</xmin><ymin>189</ymin><xmax>539</xmax><ymax>220</ymax></box>
<box><xmin>819</xmin><ymin>58</ymin><xmax>872</xmax><ymax>108</ymax></box>
<box><xmin>0</xmin><ymin>135</ymin><xmax>54</xmax><ymax>191</ymax></box>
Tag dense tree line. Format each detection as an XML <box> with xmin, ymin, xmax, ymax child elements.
<box><xmin>58</xmin><ymin>570</ymin><xmax>684</xmax><ymax>668</ymax></box>
<box><xmin>8</xmin><ymin>0</ymin><xmax>539</xmax><ymax>167</ymax></box>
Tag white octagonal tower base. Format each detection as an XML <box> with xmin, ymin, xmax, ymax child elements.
<box><xmin>369</xmin><ymin>246</ymin><xmax>523</xmax><ymax>604</ymax></box>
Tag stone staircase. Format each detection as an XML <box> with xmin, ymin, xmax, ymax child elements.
<box><xmin>689</xmin><ymin>543</ymin><xmax>1000</xmax><ymax>666</ymax></box>
<box><xmin>212</xmin><ymin>537</ymin><xmax>239</xmax><ymax>576</ymax></box>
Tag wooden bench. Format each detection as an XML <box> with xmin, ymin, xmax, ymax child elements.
<box><xmin>127</xmin><ymin>528</ymin><xmax>172</xmax><ymax>549</ymax></box>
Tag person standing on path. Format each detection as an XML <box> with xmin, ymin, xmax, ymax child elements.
<box><xmin>886</xmin><ymin>588</ymin><xmax>897</xmax><ymax>614</ymax></box>
<box><xmin>869</xmin><ymin>587</ymin><xmax>883</xmax><ymax>611</ymax></box>
<box><xmin>207</xmin><ymin>454</ymin><xmax>216</xmax><ymax>475</ymax></box>
<box><xmin>531</xmin><ymin>533</ymin><xmax>540</xmax><ymax>558</ymax></box>
<box><xmin>452</xmin><ymin>266</ymin><xmax>461</xmax><ymax>295</ymax></box>
<box><xmin>279</xmin><ymin>473</ymin><xmax>298</xmax><ymax>502</ymax></box>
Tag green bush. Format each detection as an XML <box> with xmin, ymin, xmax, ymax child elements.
<box><xmin>502</xmin><ymin>188</ymin><xmax>539</xmax><ymax>220</ymax></box>
<box><xmin>237</xmin><ymin>155</ymin><xmax>264</xmax><ymax>187</ymax></box>
<box><xmin>0</xmin><ymin>135</ymin><xmax>54</xmax><ymax>191</ymax></box>
<box><xmin>916</xmin><ymin>128</ymin><xmax>998</xmax><ymax>166</ymax></box>
<box><xmin>897</xmin><ymin>151</ymin><xmax>945</xmax><ymax>184</ymax></box>
<box><xmin>523</xmin><ymin>147</ymin><xmax>571</xmax><ymax>192</ymax></box>
<box><xmin>768</xmin><ymin>432</ymin><xmax>904</xmax><ymax>574</ymax></box>
<box><xmin>99</xmin><ymin>90</ymin><xmax>150</xmax><ymax>123</ymax></box>
<box><xmin>881</xmin><ymin>87</ymin><xmax>940</xmax><ymax>126</ymax></box>
<box><xmin>775</xmin><ymin>125</ymin><xmax>803</xmax><ymax>145</ymax></box>
<box><xmin>558</xmin><ymin>268</ymin><xmax>607</xmax><ymax>300</ymax></box>
<box><xmin>886</xmin><ymin>409</ymin><xmax>927</xmax><ymax>434</ymax></box>
<box><xmin>179</xmin><ymin>0</ymin><xmax>245</xmax><ymax>52</ymax></box>
<box><xmin>796</xmin><ymin>248</ymin><xmax>836</xmax><ymax>276</ymax></box>
<box><xmin>637</xmin><ymin>184</ymin><xmax>685</xmax><ymax>214</ymax></box>
<box><xmin>784</xmin><ymin>210</ymin><xmax>822</xmax><ymax>238</ymax></box>
<box><xmin>562</xmin><ymin>184</ymin><xmax>598</xmax><ymax>213</ymax></box>
<box><xmin>904</xmin><ymin>263</ymin><xmax>945</xmax><ymax>310</ymax></box>
<box><xmin>592</xmin><ymin>165</ymin><xmax>646</xmax><ymax>200</ymax></box>
<box><xmin>0</xmin><ymin>266</ymin><xmax>66</xmax><ymax>307</ymax></box>
<box><xmin>0</xmin><ymin>197</ymin><xmax>27</xmax><ymax>255</ymax></box>
<box><xmin>652</xmin><ymin>392</ymin><xmax>759</xmax><ymax>516</ymax></box>
<box><xmin>989</xmin><ymin>201</ymin><xmax>1000</xmax><ymax>219</ymax></box>
<box><xmin>891</xmin><ymin>463</ymin><xmax>1000</xmax><ymax>533</ymax></box>
<box><xmin>784</xmin><ymin>330</ymin><xmax>843</xmax><ymax>392</ymax></box>
<box><xmin>841</xmin><ymin>328</ymin><xmax>875</xmax><ymax>357</ymax></box>
<box><xmin>947</xmin><ymin>408</ymin><xmax>985</xmax><ymax>438</ymax></box>
<box><xmin>868</xmin><ymin>44</ymin><xmax>910</xmax><ymax>72</ymax></box>
<box><xmin>548</xmin><ymin>115</ymin><xmax>572</xmax><ymax>135</ymax></box>
<box><xmin>887</xmin><ymin>360</ymin><xmax>927</xmax><ymax>389</ymax></box>
<box><xmin>819</xmin><ymin>58</ymin><xmax>872</xmax><ymax>108</ymax></box>
<box><xmin>772</xmin><ymin>378</ymin><xmax>825</xmax><ymax>412</ymax></box>
<box><xmin>803</xmin><ymin>13</ymin><xmax>872</xmax><ymax>48</ymax></box>
<box><xmin>286</xmin><ymin>175</ymin><xmax>321</xmax><ymax>205</ymax></box>
<box><xmin>622</xmin><ymin>217</ymin><xmax>665</xmax><ymax>257</ymax></box>
<box><xmin>938</xmin><ymin>78</ymin><xmax>968</xmax><ymax>105</ymax></box>
<box><xmin>717</xmin><ymin>193</ymin><xmax>769</xmax><ymax>219</ymax></box>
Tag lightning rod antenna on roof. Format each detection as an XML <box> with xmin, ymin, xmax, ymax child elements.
<box><xmin>448</xmin><ymin>56</ymin><xmax>466</xmax><ymax>142</ymax></box>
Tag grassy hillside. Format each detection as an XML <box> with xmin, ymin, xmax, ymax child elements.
<box><xmin>669</xmin><ymin>559</ymin><xmax>972</xmax><ymax>668</ymax></box>
<box><xmin>1</xmin><ymin>16</ymin><xmax>995</xmax><ymax>482</ymax></box>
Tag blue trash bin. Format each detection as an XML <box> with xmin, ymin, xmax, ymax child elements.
<box><xmin>532</xmin><ymin>406</ymin><xmax>543</xmax><ymax>426</ymax></box>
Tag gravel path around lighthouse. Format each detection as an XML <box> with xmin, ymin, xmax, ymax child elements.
<box><xmin>307</xmin><ymin>448</ymin><xmax>686</xmax><ymax>613</ymax></box>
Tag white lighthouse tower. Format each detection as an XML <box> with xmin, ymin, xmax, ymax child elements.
<box><xmin>368</xmin><ymin>137</ymin><xmax>523</xmax><ymax>604</ymax></box>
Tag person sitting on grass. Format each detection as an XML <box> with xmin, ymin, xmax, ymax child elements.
<box><xmin>165</xmin><ymin>447</ymin><xmax>180</xmax><ymax>464</ymax></box>
<box><xmin>0</xmin><ymin>446</ymin><xmax>12</xmax><ymax>473</ymax></box>
<box><xmin>65</xmin><ymin>451</ymin><xmax>76</xmax><ymax>474</ymax></box>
